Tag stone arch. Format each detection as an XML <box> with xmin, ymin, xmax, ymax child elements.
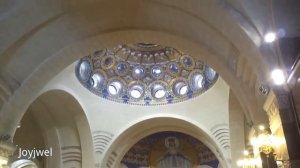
<box><xmin>0</xmin><ymin>28</ymin><xmax>267</xmax><ymax>136</ymax></box>
<box><xmin>11</xmin><ymin>89</ymin><xmax>94</xmax><ymax>168</ymax></box>
<box><xmin>102</xmin><ymin>116</ymin><xmax>228</xmax><ymax>168</ymax></box>
<box><xmin>0</xmin><ymin>0</ymin><xmax>271</xmax><ymax>136</ymax></box>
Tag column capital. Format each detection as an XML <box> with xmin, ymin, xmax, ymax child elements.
<box><xmin>0</xmin><ymin>134</ymin><xmax>16</xmax><ymax>167</ymax></box>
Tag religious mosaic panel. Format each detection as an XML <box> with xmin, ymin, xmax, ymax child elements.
<box><xmin>121</xmin><ymin>131</ymin><xmax>220</xmax><ymax>168</ymax></box>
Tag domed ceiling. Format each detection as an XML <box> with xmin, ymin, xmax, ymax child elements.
<box><xmin>76</xmin><ymin>43</ymin><xmax>218</xmax><ymax>105</ymax></box>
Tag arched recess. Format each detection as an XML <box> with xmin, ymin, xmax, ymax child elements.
<box><xmin>0</xmin><ymin>29</ymin><xmax>267</xmax><ymax>137</ymax></box>
<box><xmin>0</xmin><ymin>0</ymin><xmax>270</xmax><ymax>136</ymax></box>
<box><xmin>101</xmin><ymin>117</ymin><xmax>228</xmax><ymax>168</ymax></box>
<box><xmin>11</xmin><ymin>90</ymin><xmax>94</xmax><ymax>168</ymax></box>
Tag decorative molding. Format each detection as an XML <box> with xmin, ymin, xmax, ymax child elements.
<box><xmin>0</xmin><ymin>145</ymin><xmax>15</xmax><ymax>159</ymax></box>
<box><xmin>92</xmin><ymin>131</ymin><xmax>113</xmax><ymax>155</ymax></box>
<box><xmin>227</xmin><ymin>44</ymin><xmax>239</xmax><ymax>72</ymax></box>
<box><xmin>266</xmin><ymin>99</ymin><xmax>280</xmax><ymax>124</ymax></box>
<box><xmin>0</xmin><ymin>142</ymin><xmax>15</xmax><ymax>161</ymax></box>
<box><xmin>61</xmin><ymin>146</ymin><xmax>81</xmax><ymax>164</ymax></box>
<box><xmin>0</xmin><ymin>76</ymin><xmax>14</xmax><ymax>99</ymax></box>
<box><xmin>0</xmin><ymin>134</ymin><xmax>15</xmax><ymax>159</ymax></box>
<box><xmin>0</xmin><ymin>74</ymin><xmax>19</xmax><ymax>110</ymax></box>
<box><xmin>211</xmin><ymin>124</ymin><xmax>230</xmax><ymax>150</ymax></box>
<box><xmin>263</xmin><ymin>91</ymin><xmax>282</xmax><ymax>131</ymax></box>
<box><xmin>106</xmin><ymin>152</ymin><xmax>117</xmax><ymax>168</ymax></box>
<box><xmin>0</xmin><ymin>134</ymin><xmax>11</xmax><ymax>143</ymax></box>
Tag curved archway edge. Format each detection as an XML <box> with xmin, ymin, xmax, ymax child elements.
<box><xmin>0</xmin><ymin>29</ymin><xmax>258</xmax><ymax>135</ymax></box>
<box><xmin>17</xmin><ymin>89</ymin><xmax>95</xmax><ymax>168</ymax></box>
<box><xmin>102</xmin><ymin>116</ymin><xmax>228</xmax><ymax>168</ymax></box>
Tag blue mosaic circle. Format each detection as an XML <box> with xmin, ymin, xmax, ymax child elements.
<box><xmin>180</xmin><ymin>55</ymin><xmax>195</xmax><ymax>70</ymax></box>
<box><xmin>115</xmin><ymin>62</ymin><xmax>129</xmax><ymax>76</ymax></box>
<box><xmin>151</xmin><ymin>65</ymin><xmax>164</xmax><ymax>79</ymax></box>
<box><xmin>78</xmin><ymin>59</ymin><xmax>91</xmax><ymax>82</ymax></box>
<box><xmin>167</xmin><ymin>62</ymin><xmax>180</xmax><ymax>76</ymax></box>
<box><xmin>205</xmin><ymin>65</ymin><xmax>217</xmax><ymax>81</ymax></box>
<box><xmin>132</xmin><ymin>65</ymin><xmax>146</xmax><ymax>79</ymax></box>
<box><xmin>100</xmin><ymin>55</ymin><xmax>115</xmax><ymax>69</ymax></box>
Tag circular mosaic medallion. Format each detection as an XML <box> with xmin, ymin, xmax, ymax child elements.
<box><xmin>151</xmin><ymin>65</ymin><xmax>164</xmax><ymax>79</ymax></box>
<box><xmin>128</xmin><ymin>81</ymin><xmax>146</xmax><ymax>100</ymax></box>
<box><xmin>150</xmin><ymin>81</ymin><xmax>168</xmax><ymax>100</ymax></box>
<box><xmin>180</xmin><ymin>55</ymin><xmax>195</xmax><ymax>70</ymax></box>
<box><xmin>101</xmin><ymin>55</ymin><xmax>116</xmax><ymax>69</ymax></box>
<box><xmin>115</xmin><ymin>62</ymin><xmax>129</xmax><ymax>76</ymax></box>
<box><xmin>167</xmin><ymin>62</ymin><xmax>181</xmax><ymax>76</ymax></box>
<box><xmin>78</xmin><ymin>59</ymin><xmax>92</xmax><ymax>82</ymax></box>
<box><xmin>89</xmin><ymin>70</ymin><xmax>107</xmax><ymax>90</ymax></box>
<box><xmin>132</xmin><ymin>65</ymin><xmax>146</xmax><ymax>79</ymax></box>
<box><xmin>189</xmin><ymin>70</ymin><xmax>205</xmax><ymax>92</ymax></box>
<box><xmin>107</xmin><ymin>78</ymin><xmax>126</xmax><ymax>97</ymax></box>
<box><xmin>170</xmin><ymin>78</ymin><xmax>189</xmax><ymax>97</ymax></box>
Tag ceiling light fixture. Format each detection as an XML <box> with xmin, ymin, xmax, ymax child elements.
<box><xmin>271</xmin><ymin>69</ymin><xmax>285</xmax><ymax>85</ymax></box>
<box><xmin>264</xmin><ymin>32</ymin><xmax>276</xmax><ymax>43</ymax></box>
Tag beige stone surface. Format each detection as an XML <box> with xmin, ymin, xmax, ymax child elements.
<box><xmin>0</xmin><ymin>0</ymin><xmax>287</xmax><ymax>167</ymax></box>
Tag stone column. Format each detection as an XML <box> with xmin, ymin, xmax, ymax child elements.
<box><xmin>274</xmin><ymin>89</ymin><xmax>300</xmax><ymax>168</ymax></box>
<box><xmin>229</xmin><ymin>90</ymin><xmax>246</xmax><ymax>168</ymax></box>
<box><xmin>260</xmin><ymin>152</ymin><xmax>277</xmax><ymax>168</ymax></box>
<box><xmin>0</xmin><ymin>134</ymin><xmax>16</xmax><ymax>168</ymax></box>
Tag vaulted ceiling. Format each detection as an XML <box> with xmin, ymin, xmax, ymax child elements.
<box><xmin>0</xmin><ymin>0</ymin><xmax>299</xmax><ymax>138</ymax></box>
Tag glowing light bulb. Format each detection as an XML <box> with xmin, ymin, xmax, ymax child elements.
<box><xmin>259</xmin><ymin>125</ymin><xmax>265</xmax><ymax>131</ymax></box>
<box><xmin>271</xmin><ymin>69</ymin><xmax>285</xmax><ymax>85</ymax></box>
<box><xmin>264</xmin><ymin>32</ymin><xmax>276</xmax><ymax>43</ymax></box>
